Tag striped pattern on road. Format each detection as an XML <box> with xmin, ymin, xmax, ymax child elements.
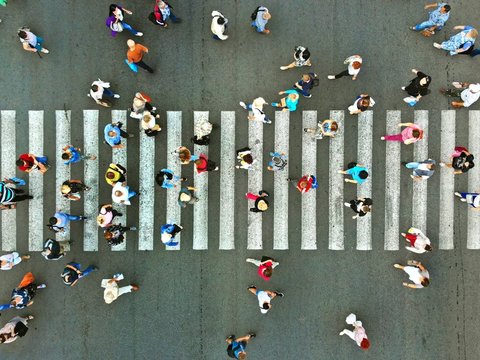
<box><xmin>467</xmin><ymin>111</ymin><xmax>480</xmax><ymax>249</ymax></box>
<box><xmin>412</xmin><ymin>111</ymin><xmax>429</xmax><ymax>231</ymax></box>
<box><xmin>329</xmin><ymin>110</ymin><xmax>344</xmax><ymax>250</ymax></box>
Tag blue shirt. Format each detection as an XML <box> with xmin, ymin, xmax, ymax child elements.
<box><xmin>284</xmin><ymin>90</ymin><xmax>299</xmax><ymax>111</ymax></box>
<box><xmin>429</xmin><ymin>3</ymin><xmax>450</xmax><ymax>26</ymax></box>
<box><xmin>64</xmin><ymin>146</ymin><xmax>81</xmax><ymax>165</ymax></box>
<box><xmin>252</xmin><ymin>6</ymin><xmax>268</xmax><ymax>32</ymax></box>
<box><xmin>346</xmin><ymin>166</ymin><xmax>368</xmax><ymax>184</ymax></box>
<box><xmin>104</xmin><ymin>124</ymin><xmax>122</xmax><ymax>147</ymax></box>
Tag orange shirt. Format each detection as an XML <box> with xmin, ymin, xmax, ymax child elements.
<box><xmin>127</xmin><ymin>44</ymin><xmax>148</xmax><ymax>63</ymax></box>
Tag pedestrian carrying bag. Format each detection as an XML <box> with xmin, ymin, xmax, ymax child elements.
<box><xmin>110</xmin><ymin>21</ymin><xmax>124</xmax><ymax>32</ymax></box>
<box><xmin>148</xmin><ymin>12</ymin><xmax>159</xmax><ymax>25</ymax></box>
<box><xmin>421</xmin><ymin>28</ymin><xmax>435</xmax><ymax>37</ymax></box>
<box><xmin>251</xmin><ymin>6</ymin><xmax>264</xmax><ymax>20</ymax></box>
<box><xmin>403</xmin><ymin>96</ymin><xmax>417</xmax><ymax>107</ymax></box>
<box><xmin>125</xmin><ymin>59</ymin><xmax>138</xmax><ymax>73</ymax></box>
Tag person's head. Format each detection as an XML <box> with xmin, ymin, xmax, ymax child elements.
<box><xmin>352</xmin><ymin>61</ymin><xmax>362</xmax><ymax>70</ymax></box>
<box><xmin>425</xmin><ymin>244</ymin><xmax>433</xmax><ymax>252</ymax></box>
<box><xmin>16</xmin><ymin>159</ymin><xmax>25</xmax><ymax>167</ymax></box>
<box><xmin>127</xmin><ymin>39</ymin><xmax>136</xmax><ymax>49</ymax></box>
<box><xmin>180</xmin><ymin>192</ymin><xmax>191</xmax><ymax>202</ymax></box>
<box><xmin>252</xmin><ymin>97</ymin><xmax>267</xmax><ymax>109</ymax></box>
<box><xmin>49</xmin><ymin>217</ymin><xmax>57</xmax><ymax>225</ymax></box>
<box><xmin>243</xmin><ymin>154</ymin><xmax>253</xmax><ymax>164</ymax></box>
<box><xmin>114</xmin><ymin>190</ymin><xmax>123</xmax><ymax>197</ymax></box>
<box><xmin>109</xmin><ymin>4</ymin><xmax>118</xmax><ymax>15</ymax></box>
<box><xmin>302</xmin><ymin>74</ymin><xmax>311</xmax><ymax>82</ymax></box>
<box><xmin>238</xmin><ymin>352</ymin><xmax>247</xmax><ymax>360</ymax></box>
<box><xmin>362</xmin><ymin>205</ymin><xmax>371</xmax><ymax>213</ymax></box>
<box><xmin>288</xmin><ymin>93</ymin><xmax>299</xmax><ymax>101</ymax></box>
<box><xmin>217</xmin><ymin>17</ymin><xmax>225</xmax><ymax>25</ymax></box>
<box><xmin>179</xmin><ymin>149</ymin><xmax>191</xmax><ymax>162</ymax></box>
<box><xmin>156</xmin><ymin>0</ymin><xmax>166</xmax><ymax>8</ymax></box>
<box><xmin>108</xmin><ymin>130</ymin><xmax>117</xmax><ymax>138</ymax></box>
<box><xmin>427</xmin><ymin>163</ymin><xmax>436</xmax><ymax>171</ymax></box>
<box><xmin>360</xmin><ymin>96</ymin><xmax>370</xmax><ymax>107</ymax></box>
<box><xmin>299</xmin><ymin>179</ymin><xmax>308</xmax><ymax>189</ymax></box>
<box><xmin>360</xmin><ymin>338</ymin><xmax>370</xmax><ymax>350</ymax></box>
<box><xmin>421</xmin><ymin>278</ymin><xmax>430</xmax><ymax>287</ymax></box>
<box><xmin>330</xmin><ymin>121</ymin><xmax>338</xmax><ymax>132</ymax></box>
<box><xmin>302</xmin><ymin>48</ymin><xmax>311</xmax><ymax>59</ymax></box>
<box><xmin>18</xmin><ymin>30</ymin><xmax>27</xmax><ymax>39</ymax></box>
<box><xmin>263</xmin><ymin>266</ymin><xmax>273</xmax><ymax>278</ymax></box>
<box><xmin>91</xmin><ymin>85</ymin><xmax>99</xmax><ymax>92</ymax></box>
<box><xmin>468</xmin><ymin>28</ymin><xmax>478</xmax><ymax>39</ymax></box>
<box><xmin>412</xmin><ymin>129</ymin><xmax>421</xmax><ymax>138</ymax></box>
<box><xmin>441</xmin><ymin>4</ymin><xmax>451</xmax><ymax>13</ymax></box>
<box><xmin>61</xmin><ymin>184</ymin><xmax>71</xmax><ymax>194</ymax></box>
<box><xmin>107</xmin><ymin>171</ymin><xmax>116</xmax><ymax>180</ymax></box>
<box><xmin>61</xmin><ymin>152</ymin><xmax>71</xmax><ymax>160</ymax></box>
<box><xmin>359</xmin><ymin>170</ymin><xmax>369</xmax><ymax>180</ymax></box>
<box><xmin>97</xmin><ymin>215</ymin><xmax>105</xmax><ymax>225</ymax></box>
<box><xmin>104</xmin><ymin>231</ymin><xmax>113</xmax><ymax>240</ymax></box>
<box><xmin>419</xmin><ymin>75</ymin><xmax>431</xmax><ymax>86</ymax></box>
<box><xmin>257</xmin><ymin>199</ymin><xmax>268</xmax><ymax>211</ymax></box>
<box><xmin>262</xmin><ymin>302</ymin><xmax>271</xmax><ymax>310</ymax></box>
<box><xmin>263</xmin><ymin>11</ymin><xmax>271</xmax><ymax>20</ymax></box>
<box><xmin>143</xmin><ymin>113</ymin><xmax>153</xmax><ymax>123</ymax></box>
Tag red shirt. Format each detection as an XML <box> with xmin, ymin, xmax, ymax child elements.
<box><xmin>258</xmin><ymin>261</ymin><xmax>273</xmax><ymax>281</ymax></box>
<box><xmin>18</xmin><ymin>154</ymin><xmax>35</xmax><ymax>172</ymax></box>
<box><xmin>195</xmin><ymin>154</ymin><xmax>208</xmax><ymax>174</ymax></box>
<box><xmin>296</xmin><ymin>176</ymin><xmax>313</xmax><ymax>193</ymax></box>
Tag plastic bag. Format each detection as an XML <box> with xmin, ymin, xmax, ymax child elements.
<box><xmin>403</xmin><ymin>96</ymin><xmax>417</xmax><ymax>107</ymax></box>
<box><xmin>125</xmin><ymin>59</ymin><xmax>138</xmax><ymax>73</ymax></box>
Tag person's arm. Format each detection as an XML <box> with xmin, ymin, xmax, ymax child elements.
<box><xmin>405</xmin><ymin>246</ymin><xmax>424</xmax><ymax>253</ymax></box>
<box><xmin>140</xmin><ymin>45</ymin><xmax>149</xmax><ymax>54</ymax></box>
<box><xmin>453</xmin><ymin>25</ymin><xmax>466</xmax><ymax>30</ymax></box>
<box><xmin>345</xmin><ymin>179</ymin><xmax>358</xmax><ymax>184</ymax></box>
<box><xmin>22</xmin><ymin>42</ymin><xmax>37</xmax><ymax>52</ymax></box>
<box><xmin>404</xmin><ymin>138</ymin><xmax>416</xmax><ymax>145</ymax></box>
<box><xmin>278</xmin><ymin>91</ymin><xmax>285</xmax><ymax>95</ymax></box>
<box><xmin>121</xmin><ymin>7</ymin><xmax>133</xmax><ymax>15</ymax></box>
<box><xmin>424</xmin><ymin>3</ymin><xmax>438</xmax><ymax>9</ymax></box>
<box><xmin>398</xmin><ymin>122</ymin><xmax>414</xmax><ymax>127</ymax></box>
<box><xmin>187</xmin><ymin>186</ymin><xmax>197</xmax><ymax>191</ymax></box>
<box><xmin>294</xmin><ymin>82</ymin><xmax>302</xmax><ymax>90</ymax></box>
<box><xmin>403</xmin><ymin>282</ymin><xmax>421</xmax><ymax>289</ymax></box>
<box><xmin>456</xmin><ymin>41</ymin><xmax>473</xmax><ymax>53</ymax></box>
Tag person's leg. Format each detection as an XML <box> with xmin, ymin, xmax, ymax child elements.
<box><xmin>246</xmin><ymin>192</ymin><xmax>260</xmax><ymax>201</ymax></box>
<box><xmin>118</xmin><ymin>285</ymin><xmax>134</xmax><ymax>297</ymax></box>
<box><xmin>103</xmin><ymin>88</ymin><xmax>115</xmax><ymax>98</ymax></box>
<box><xmin>121</xmin><ymin>22</ymin><xmax>140</xmax><ymax>35</ymax></box>
<box><xmin>35</xmin><ymin>156</ymin><xmax>48</xmax><ymax>164</ymax></box>
<box><xmin>414</xmin><ymin>21</ymin><xmax>434</xmax><ymax>31</ymax></box>
<box><xmin>298</xmin><ymin>87</ymin><xmax>310</xmax><ymax>97</ymax></box>
<box><xmin>247</xmin><ymin>286</ymin><xmax>257</xmax><ymax>295</ymax></box>
<box><xmin>34</xmin><ymin>36</ymin><xmax>44</xmax><ymax>51</ymax></box>
<box><xmin>339</xmin><ymin>329</ymin><xmax>356</xmax><ymax>340</ymax></box>
<box><xmin>81</xmin><ymin>265</ymin><xmax>97</xmax><ymax>277</ymax></box>
<box><xmin>12</xmin><ymin>194</ymin><xmax>33</xmax><ymax>202</ymax></box>
<box><xmin>383</xmin><ymin>134</ymin><xmax>403</xmax><ymax>141</ymax></box>
<box><xmin>246</xmin><ymin>258</ymin><xmax>262</xmax><ymax>266</ymax></box>
<box><xmin>469</xmin><ymin>48</ymin><xmax>480</xmax><ymax>57</ymax></box>
<box><xmin>119</xmin><ymin>129</ymin><xmax>130</xmax><ymax>138</ymax></box>
<box><xmin>442</xmin><ymin>88</ymin><xmax>462</xmax><ymax>98</ymax></box>
<box><xmin>334</xmin><ymin>69</ymin><xmax>350</xmax><ymax>79</ymax></box>
<box><xmin>169</xmin><ymin>12</ymin><xmax>180</xmax><ymax>22</ymax></box>
<box><xmin>66</xmin><ymin>214</ymin><xmax>82</xmax><ymax>221</ymax></box>
<box><xmin>135</xmin><ymin>60</ymin><xmax>154</xmax><ymax>73</ymax></box>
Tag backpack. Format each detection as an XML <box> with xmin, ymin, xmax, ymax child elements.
<box><xmin>14</xmin><ymin>322</ymin><xmax>29</xmax><ymax>337</ymax></box>
<box><xmin>251</xmin><ymin>6</ymin><xmax>263</xmax><ymax>20</ymax></box>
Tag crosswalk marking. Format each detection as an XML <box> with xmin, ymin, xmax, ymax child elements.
<box><xmin>29</xmin><ymin>111</ymin><xmax>44</xmax><ymax>251</ymax></box>
<box><xmin>247</xmin><ymin>113</ymin><xmax>263</xmax><ymax>250</ymax></box>
<box><xmin>193</xmin><ymin>112</ymin><xmax>209</xmax><ymax>250</ymax></box>
<box><xmin>329</xmin><ymin>110</ymin><xmax>345</xmax><ymax>250</ymax></box>
<box><xmin>166</xmin><ymin>111</ymin><xmax>182</xmax><ymax>250</ymax></box>
<box><xmin>111</xmin><ymin>110</ymin><xmax>127</xmax><ymax>251</ymax></box>
<box><xmin>138</xmin><ymin>117</ymin><xmax>156</xmax><ymax>251</ymax></box>
<box><xmin>412</xmin><ymin>111</ymin><xmax>429</xmax><ymax>230</ymax></box>
<box><xmin>273</xmin><ymin>111</ymin><xmax>289</xmax><ymax>250</ymax></box>
<box><xmin>467</xmin><ymin>111</ymin><xmax>480</xmax><ymax>249</ymax></box>
<box><xmin>55</xmin><ymin>110</ymin><xmax>71</xmax><ymax>247</ymax></box>
<box><xmin>83</xmin><ymin>110</ymin><xmax>99</xmax><ymax>251</ymax></box>
<box><xmin>302</xmin><ymin>111</ymin><xmax>317</xmax><ymax>250</ymax></box>
<box><xmin>439</xmin><ymin>110</ymin><xmax>455</xmax><ymax>250</ymax></box>
<box><xmin>357</xmin><ymin>111</ymin><xmax>373</xmax><ymax>250</ymax></box>
<box><xmin>219</xmin><ymin>112</ymin><xmax>235</xmax><ymax>250</ymax></box>
<box><xmin>384</xmin><ymin>111</ymin><xmax>401</xmax><ymax>251</ymax></box>
<box><xmin>1</xmin><ymin>111</ymin><xmax>17</xmax><ymax>252</ymax></box>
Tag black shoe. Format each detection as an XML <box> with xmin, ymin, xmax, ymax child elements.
<box><xmin>226</xmin><ymin>335</ymin><xmax>235</xmax><ymax>341</ymax></box>
<box><xmin>172</xmin><ymin>18</ymin><xmax>182</xmax><ymax>23</ymax></box>
<box><xmin>275</xmin><ymin>291</ymin><xmax>284</xmax><ymax>297</ymax></box>
<box><xmin>26</xmin><ymin>195</ymin><xmax>34</xmax><ymax>199</ymax></box>
<box><xmin>116</xmin><ymin>213</ymin><xmax>123</xmax><ymax>217</ymax></box>
<box><xmin>248</xmin><ymin>332</ymin><xmax>256</xmax><ymax>338</ymax></box>
<box><xmin>248</xmin><ymin>285</ymin><xmax>256</xmax><ymax>290</ymax></box>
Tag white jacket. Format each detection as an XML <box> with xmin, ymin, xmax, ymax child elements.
<box><xmin>211</xmin><ymin>11</ymin><xmax>228</xmax><ymax>40</ymax></box>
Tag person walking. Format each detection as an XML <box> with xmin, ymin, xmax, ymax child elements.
<box><xmin>404</xmin><ymin>159</ymin><xmax>436</xmax><ymax>180</ymax></box>
<box><xmin>267</xmin><ymin>152</ymin><xmax>287</xmax><ymax>171</ymax></box>
<box><xmin>129</xmin><ymin>92</ymin><xmax>157</xmax><ymax>119</ymax></box>
<box><xmin>61</xmin><ymin>180</ymin><xmax>90</xmax><ymax>201</ymax></box>
<box><xmin>47</xmin><ymin>212</ymin><xmax>86</xmax><ymax>233</ymax></box>
<box><xmin>225</xmin><ymin>333</ymin><xmax>256</xmax><ymax>359</ymax></box>
<box><xmin>440</xmin><ymin>82</ymin><xmax>480</xmax><ymax>108</ymax></box>
<box><xmin>246</xmin><ymin>190</ymin><xmax>269</xmax><ymax>213</ymax></box>
<box><xmin>0</xmin><ymin>316</ymin><xmax>34</xmax><ymax>344</ymax></box>
<box><xmin>104</xmin><ymin>122</ymin><xmax>134</xmax><ymax>149</ymax></box>
<box><xmin>152</xmin><ymin>0</ymin><xmax>181</xmax><ymax>27</ymax></box>
<box><xmin>344</xmin><ymin>198</ymin><xmax>372</xmax><ymax>219</ymax></box>
<box><xmin>289</xmin><ymin>175</ymin><xmax>318</xmax><ymax>193</ymax></box>
<box><xmin>0</xmin><ymin>252</ymin><xmax>30</xmax><ymax>270</ymax></box>
<box><xmin>328</xmin><ymin>55</ymin><xmax>363</xmax><ymax>81</ymax></box>
<box><xmin>294</xmin><ymin>73</ymin><xmax>318</xmax><ymax>98</ymax></box>
<box><xmin>280</xmin><ymin>46</ymin><xmax>312</xmax><ymax>70</ymax></box>
<box><xmin>126</xmin><ymin>39</ymin><xmax>154</xmax><ymax>73</ymax></box>
<box><xmin>105</xmin><ymin>163</ymin><xmax>127</xmax><ymax>186</ymax></box>
<box><xmin>97</xmin><ymin>204</ymin><xmax>123</xmax><ymax>228</ymax></box>
<box><xmin>247</xmin><ymin>285</ymin><xmax>283</xmax><ymax>314</ymax></box>
<box><xmin>236</xmin><ymin>147</ymin><xmax>256</xmax><ymax>170</ymax></box>
<box><xmin>433</xmin><ymin>25</ymin><xmax>477</xmax><ymax>55</ymax></box>
<box><xmin>173</xmin><ymin>146</ymin><xmax>199</xmax><ymax>165</ymax></box>
<box><xmin>402</xmin><ymin>227</ymin><xmax>432</xmax><ymax>253</ymax></box>
<box><xmin>251</xmin><ymin>6</ymin><xmax>271</xmax><ymax>34</ymax></box>
<box><xmin>178</xmin><ymin>186</ymin><xmax>199</xmax><ymax>208</ymax></box>
<box><xmin>271</xmin><ymin>90</ymin><xmax>300</xmax><ymax>112</ymax></box>
<box><xmin>348</xmin><ymin>94</ymin><xmax>375</xmax><ymax>114</ymax></box>
<box><xmin>239</xmin><ymin>97</ymin><xmax>271</xmax><ymax>124</ymax></box>
<box><xmin>402</xmin><ymin>69</ymin><xmax>432</xmax><ymax>106</ymax></box>
<box><xmin>0</xmin><ymin>272</ymin><xmax>46</xmax><ymax>311</ymax></box>
<box><xmin>156</xmin><ymin>168</ymin><xmax>186</xmax><ymax>189</ymax></box>
<box><xmin>112</xmin><ymin>182</ymin><xmax>137</xmax><ymax>205</ymax></box>
<box><xmin>16</xmin><ymin>153</ymin><xmax>49</xmax><ymax>174</ymax></box>
<box><xmin>304</xmin><ymin>119</ymin><xmax>338</xmax><ymax>140</ymax></box>
<box><xmin>101</xmin><ymin>273</ymin><xmax>139</xmax><ymax>304</ymax></box>
<box><xmin>61</xmin><ymin>262</ymin><xmax>97</xmax><ymax>287</ymax></box>
<box><xmin>141</xmin><ymin>111</ymin><xmax>161</xmax><ymax>136</ymax></box>
<box><xmin>106</xmin><ymin>4</ymin><xmax>143</xmax><ymax>37</ymax></box>
<box><xmin>410</xmin><ymin>3</ymin><xmax>451</xmax><ymax>35</ymax></box>
<box><xmin>195</xmin><ymin>154</ymin><xmax>219</xmax><ymax>174</ymax></box>
<box><xmin>88</xmin><ymin>79</ymin><xmax>120</xmax><ymax>107</ymax></box>
<box><xmin>381</xmin><ymin>122</ymin><xmax>424</xmax><ymax>145</ymax></box>
<box><xmin>192</xmin><ymin>116</ymin><xmax>213</xmax><ymax>145</ymax></box>
<box><xmin>41</xmin><ymin>238</ymin><xmax>70</xmax><ymax>260</ymax></box>
<box><xmin>0</xmin><ymin>181</ymin><xmax>33</xmax><ymax>207</ymax></box>
<box><xmin>160</xmin><ymin>223</ymin><xmax>183</xmax><ymax>246</ymax></box>
<box><xmin>455</xmin><ymin>191</ymin><xmax>480</xmax><ymax>210</ymax></box>
<box><xmin>211</xmin><ymin>10</ymin><xmax>228</xmax><ymax>40</ymax></box>
<box><xmin>338</xmin><ymin>162</ymin><xmax>369</xmax><ymax>184</ymax></box>
<box><xmin>17</xmin><ymin>27</ymin><xmax>49</xmax><ymax>54</ymax></box>
<box><xmin>393</xmin><ymin>261</ymin><xmax>430</xmax><ymax>289</ymax></box>
<box><xmin>104</xmin><ymin>224</ymin><xmax>137</xmax><ymax>246</ymax></box>
<box><xmin>62</xmin><ymin>145</ymin><xmax>96</xmax><ymax>165</ymax></box>
<box><xmin>246</xmin><ymin>256</ymin><xmax>279</xmax><ymax>281</ymax></box>
<box><xmin>339</xmin><ymin>313</ymin><xmax>370</xmax><ymax>350</ymax></box>
<box><xmin>440</xmin><ymin>146</ymin><xmax>475</xmax><ymax>174</ymax></box>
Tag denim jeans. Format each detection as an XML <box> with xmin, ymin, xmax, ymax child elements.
<box><xmin>414</xmin><ymin>21</ymin><xmax>442</xmax><ymax>31</ymax></box>
<box><xmin>81</xmin><ymin>265</ymin><xmax>96</xmax><ymax>277</ymax></box>
<box><xmin>103</xmin><ymin>88</ymin><xmax>115</xmax><ymax>98</ymax></box>
<box><xmin>35</xmin><ymin>156</ymin><xmax>48</xmax><ymax>164</ymax></box>
<box><xmin>66</xmin><ymin>214</ymin><xmax>82</xmax><ymax>222</ymax></box>
<box><xmin>121</xmin><ymin>22</ymin><xmax>140</xmax><ymax>35</ymax></box>
<box><xmin>34</xmin><ymin>36</ymin><xmax>44</xmax><ymax>51</ymax></box>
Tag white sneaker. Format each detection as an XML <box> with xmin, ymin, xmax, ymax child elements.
<box><xmin>401</xmin><ymin>87</ymin><xmax>405</xmax><ymax>90</ymax></box>
<box><xmin>41</xmin><ymin>48</ymin><xmax>49</xmax><ymax>53</ymax></box>
<box><xmin>439</xmin><ymin>162</ymin><xmax>445</xmax><ymax>167</ymax></box>
<box><xmin>327</xmin><ymin>75</ymin><xmax>335</xmax><ymax>80</ymax></box>
<box><xmin>239</xmin><ymin>101</ymin><xmax>247</xmax><ymax>109</ymax></box>
<box><xmin>136</xmin><ymin>32</ymin><xmax>143</xmax><ymax>36</ymax></box>
<box><xmin>344</xmin><ymin>202</ymin><xmax>350</xmax><ymax>207</ymax></box>
<box><xmin>454</xmin><ymin>192</ymin><xmax>462</xmax><ymax>197</ymax></box>
<box><xmin>114</xmin><ymin>94</ymin><xmax>120</xmax><ymax>99</ymax></box>
<box><xmin>280</xmin><ymin>66</ymin><xmax>288</xmax><ymax>70</ymax></box>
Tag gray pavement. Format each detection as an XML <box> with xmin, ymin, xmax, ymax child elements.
<box><xmin>1</xmin><ymin>0</ymin><xmax>480</xmax><ymax>359</ymax></box>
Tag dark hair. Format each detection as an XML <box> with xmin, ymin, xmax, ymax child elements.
<box><xmin>428</xmin><ymin>163</ymin><xmax>436</xmax><ymax>170</ymax></box>
<box><xmin>360</xmin><ymin>98</ymin><xmax>370</xmax><ymax>108</ymax></box>
<box><xmin>104</xmin><ymin>231</ymin><xmax>113</xmax><ymax>240</ymax></box>
<box><xmin>49</xmin><ymin>217</ymin><xmax>57</xmax><ymax>225</ymax></box>
<box><xmin>18</xmin><ymin>30</ymin><xmax>27</xmax><ymax>39</ymax></box>
<box><xmin>302</xmin><ymin>48</ymin><xmax>311</xmax><ymax>60</ymax></box>
<box><xmin>61</xmin><ymin>153</ymin><xmax>70</xmax><ymax>160</ymax></box>
<box><xmin>263</xmin><ymin>267</ymin><xmax>272</xmax><ymax>278</ymax></box>
<box><xmin>359</xmin><ymin>170</ymin><xmax>369</xmax><ymax>179</ymax></box>
<box><xmin>425</xmin><ymin>244</ymin><xmax>433</xmax><ymax>252</ymax></box>
<box><xmin>262</xmin><ymin>303</ymin><xmax>270</xmax><ymax>310</ymax></box>
<box><xmin>106</xmin><ymin>171</ymin><xmax>115</xmax><ymax>179</ymax></box>
<box><xmin>422</xmin><ymin>76</ymin><xmax>432</xmax><ymax>86</ymax></box>
<box><xmin>421</xmin><ymin>278</ymin><xmax>430</xmax><ymax>287</ymax></box>
<box><xmin>217</xmin><ymin>17</ymin><xmax>225</xmax><ymax>25</ymax></box>
<box><xmin>16</xmin><ymin>159</ymin><xmax>24</xmax><ymax>166</ymax></box>
<box><xmin>362</xmin><ymin>205</ymin><xmax>371</xmax><ymax>213</ymax></box>
<box><xmin>466</xmin><ymin>154</ymin><xmax>474</xmax><ymax>162</ymax></box>
<box><xmin>243</xmin><ymin>154</ymin><xmax>253</xmax><ymax>164</ymax></box>
<box><xmin>91</xmin><ymin>85</ymin><xmax>98</xmax><ymax>92</ymax></box>
<box><xmin>412</xmin><ymin>130</ymin><xmax>421</xmax><ymax>138</ymax></box>
<box><xmin>330</xmin><ymin>122</ymin><xmax>338</xmax><ymax>131</ymax></box>
<box><xmin>109</xmin><ymin>4</ymin><xmax>118</xmax><ymax>16</ymax></box>
<box><xmin>443</xmin><ymin>4</ymin><xmax>451</xmax><ymax>12</ymax></box>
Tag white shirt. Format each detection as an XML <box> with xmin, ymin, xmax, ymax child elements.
<box><xmin>101</xmin><ymin>279</ymin><xmax>120</xmax><ymax>304</ymax></box>
<box><xmin>89</xmin><ymin>80</ymin><xmax>110</xmax><ymax>101</ymax></box>
<box><xmin>404</xmin><ymin>266</ymin><xmax>430</xmax><ymax>287</ymax></box>
<box><xmin>345</xmin><ymin>55</ymin><xmax>362</xmax><ymax>76</ymax></box>
<box><xmin>211</xmin><ymin>11</ymin><xmax>228</xmax><ymax>40</ymax></box>
<box><xmin>257</xmin><ymin>291</ymin><xmax>271</xmax><ymax>314</ymax></box>
<box><xmin>461</xmin><ymin>84</ymin><xmax>480</xmax><ymax>107</ymax></box>
<box><xmin>353</xmin><ymin>326</ymin><xmax>367</xmax><ymax>346</ymax></box>
<box><xmin>19</xmin><ymin>31</ymin><xmax>37</xmax><ymax>47</ymax></box>
<box><xmin>141</xmin><ymin>113</ymin><xmax>156</xmax><ymax>130</ymax></box>
<box><xmin>112</xmin><ymin>182</ymin><xmax>130</xmax><ymax>205</ymax></box>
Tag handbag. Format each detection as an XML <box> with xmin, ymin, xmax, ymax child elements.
<box><xmin>125</xmin><ymin>59</ymin><xmax>138</xmax><ymax>73</ymax></box>
<box><xmin>110</xmin><ymin>21</ymin><xmax>124</xmax><ymax>32</ymax></box>
<box><xmin>403</xmin><ymin>96</ymin><xmax>417</xmax><ymax>107</ymax></box>
<box><xmin>421</xmin><ymin>28</ymin><xmax>435</xmax><ymax>37</ymax></box>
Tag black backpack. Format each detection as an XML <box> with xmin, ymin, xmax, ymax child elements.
<box><xmin>14</xmin><ymin>322</ymin><xmax>29</xmax><ymax>337</ymax></box>
<box><xmin>251</xmin><ymin>6</ymin><xmax>263</xmax><ymax>20</ymax></box>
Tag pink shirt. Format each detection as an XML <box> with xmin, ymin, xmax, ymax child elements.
<box><xmin>401</xmin><ymin>125</ymin><xmax>422</xmax><ymax>143</ymax></box>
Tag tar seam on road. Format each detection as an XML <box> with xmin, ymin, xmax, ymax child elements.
<box><xmin>467</xmin><ymin>111</ymin><xmax>480</xmax><ymax>249</ymax></box>
<box><xmin>56</xmin><ymin>110</ymin><xmax>71</xmax><ymax>248</ymax></box>
<box><xmin>248</xmin><ymin>111</ymin><xmax>263</xmax><ymax>250</ymax></box>
<box><xmin>412</xmin><ymin>110</ymin><xmax>429</xmax><ymax>231</ymax></box>
<box><xmin>302</xmin><ymin>111</ymin><xmax>317</xmax><ymax>250</ymax></box>
<box><xmin>274</xmin><ymin>111</ymin><xmax>289</xmax><ymax>250</ymax></box>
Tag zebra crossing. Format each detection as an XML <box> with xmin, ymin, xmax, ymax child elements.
<box><xmin>1</xmin><ymin>109</ymin><xmax>480</xmax><ymax>252</ymax></box>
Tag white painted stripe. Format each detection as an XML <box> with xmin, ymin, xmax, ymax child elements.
<box><xmin>384</xmin><ymin>111</ymin><xmax>401</xmax><ymax>250</ymax></box>
<box><xmin>56</xmin><ymin>110</ymin><xmax>71</xmax><ymax>246</ymax></box>
<box><xmin>111</xmin><ymin>110</ymin><xmax>127</xmax><ymax>251</ymax></box>
<box><xmin>193</xmin><ymin>112</ymin><xmax>209</xmax><ymax>250</ymax></box>
<box><xmin>273</xmin><ymin>111</ymin><xmax>289</xmax><ymax>250</ymax></box>
<box><xmin>83</xmin><ymin>110</ymin><xmax>99</xmax><ymax>251</ymax></box>
<box><xmin>166</xmin><ymin>111</ymin><xmax>182</xmax><ymax>250</ymax></box>
<box><xmin>28</xmin><ymin>112</ymin><xmax>44</xmax><ymax>251</ymax></box>
<box><xmin>412</xmin><ymin>111</ymin><xmax>429</xmax><ymax>231</ymax></box>
<box><xmin>467</xmin><ymin>111</ymin><xmax>480</xmax><ymax>249</ymax></box>
<box><xmin>439</xmin><ymin>110</ymin><xmax>456</xmax><ymax>250</ymax></box>
<box><xmin>328</xmin><ymin>111</ymin><xmax>345</xmax><ymax>250</ymax></box>
<box><xmin>247</xmin><ymin>111</ymin><xmax>264</xmax><ymax>250</ymax></box>
<box><xmin>301</xmin><ymin>111</ymin><xmax>317</xmax><ymax>250</ymax></box>
<box><xmin>1</xmin><ymin>111</ymin><xmax>17</xmax><ymax>251</ymax></box>
<box><xmin>219</xmin><ymin>111</ymin><xmax>235</xmax><ymax>250</ymax></box>
<box><xmin>356</xmin><ymin>111</ymin><xmax>373</xmax><ymax>250</ymax></box>
<box><xmin>138</xmin><ymin>120</ymin><xmax>155</xmax><ymax>251</ymax></box>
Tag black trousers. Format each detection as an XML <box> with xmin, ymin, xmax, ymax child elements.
<box><xmin>334</xmin><ymin>69</ymin><xmax>350</xmax><ymax>79</ymax></box>
<box><xmin>135</xmin><ymin>60</ymin><xmax>154</xmax><ymax>73</ymax></box>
